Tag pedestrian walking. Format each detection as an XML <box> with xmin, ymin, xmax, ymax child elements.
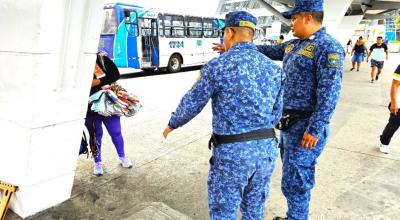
<box><xmin>366</xmin><ymin>36</ymin><xmax>388</xmax><ymax>83</ymax></box>
<box><xmin>346</xmin><ymin>39</ymin><xmax>353</xmax><ymax>54</ymax></box>
<box><xmin>350</xmin><ymin>36</ymin><xmax>368</xmax><ymax>71</ymax></box>
<box><xmin>378</xmin><ymin>64</ymin><xmax>400</xmax><ymax>154</ymax></box>
<box><xmin>164</xmin><ymin>11</ymin><xmax>284</xmax><ymax>220</ymax></box>
<box><xmin>86</xmin><ymin>52</ymin><xmax>133</xmax><ymax>176</ymax></box>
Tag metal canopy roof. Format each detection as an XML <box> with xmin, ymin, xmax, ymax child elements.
<box><xmin>266</xmin><ymin>0</ymin><xmax>400</xmax><ymax>19</ymax></box>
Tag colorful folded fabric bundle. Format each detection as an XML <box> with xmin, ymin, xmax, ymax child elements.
<box><xmin>89</xmin><ymin>84</ymin><xmax>142</xmax><ymax>117</ymax></box>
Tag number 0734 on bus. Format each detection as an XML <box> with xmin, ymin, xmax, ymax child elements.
<box><xmin>98</xmin><ymin>3</ymin><xmax>225</xmax><ymax>73</ymax></box>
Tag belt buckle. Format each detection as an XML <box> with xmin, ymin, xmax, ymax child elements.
<box><xmin>208</xmin><ymin>134</ymin><xmax>219</xmax><ymax>150</ymax></box>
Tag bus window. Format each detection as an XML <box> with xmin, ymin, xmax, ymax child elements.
<box><xmin>141</xmin><ymin>18</ymin><xmax>151</xmax><ymax>36</ymax></box>
<box><xmin>101</xmin><ymin>8</ymin><xmax>117</xmax><ymax>34</ymax></box>
<box><xmin>164</xmin><ymin>14</ymin><xmax>185</xmax><ymax>38</ymax></box>
<box><xmin>141</xmin><ymin>18</ymin><xmax>158</xmax><ymax>37</ymax></box>
<box><xmin>203</xmin><ymin>18</ymin><xmax>219</xmax><ymax>38</ymax></box>
<box><xmin>185</xmin><ymin>16</ymin><xmax>202</xmax><ymax>38</ymax></box>
<box><xmin>158</xmin><ymin>14</ymin><xmax>164</xmax><ymax>37</ymax></box>
<box><xmin>123</xmin><ymin>9</ymin><xmax>139</xmax><ymax>36</ymax></box>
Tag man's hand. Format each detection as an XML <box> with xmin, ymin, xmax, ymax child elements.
<box><xmin>163</xmin><ymin>126</ymin><xmax>173</xmax><ymax>139</ymax></box>
<box><xmin>300</xmin><ymin>132</ymin><xmax>318</xmax><ymax>149</ymax></box>
<box><xmin>390</xmin><ymin>102</ymin><xmax>398</xmax><ymax>115</ymax></box>
<box><xmin>212</xmin><ymin>43</ymin><xmax>225</xmax><ymax>53</ymax></box>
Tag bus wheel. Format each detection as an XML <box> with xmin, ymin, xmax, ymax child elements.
<box><xmin>168</xmin><ymin>54</ymin><xmax>182</xmax><ymax>73</ymax></box>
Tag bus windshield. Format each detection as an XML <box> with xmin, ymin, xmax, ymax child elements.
<box><xmin>101</xmin><ymin>8</ymin><xmax>117</xmax><ymax>34</ymax></box>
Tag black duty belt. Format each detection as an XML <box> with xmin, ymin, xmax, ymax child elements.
<box><xmin>282</xmin><ymin>109</ymin><xmax>313</xmax><ymax>118</ymax></box>
<box><xmin>208</xmin><ymin>128</ymin><xmax>275</xmax><ymax>149</ymax></box>
<box><xmin>276</xmin><ymin>109</ymin><xmax>313</xmax><ymax>131</ymax></box>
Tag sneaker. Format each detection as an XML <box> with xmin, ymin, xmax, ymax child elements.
<box><xmin>370</xmin><ymin>79</ymin><xmax>374</xmax><ymax>83</ymax></box>
<box><xmin>350</xmin><ymin>68</ymin><xmax>355</xmax><ymax>71</ymax></box>
<box><xmin>119</xmin><ymin>157</ymin><xmax>133</xmax><ymax>168</ymax></box>
<box><xmin>357</xmin><ymin>69</ymin><xmax>360</xmax><ymax>71</ymax></box>
<box><xmin>93</xmin><ymin>162</ymin><xmax>103</xmax><ymax>176</ymax></box>
<box><xmin>379</xmin><ymin>143</ymin><xmax>390</xmax><ymax>154</ymax></box>
<box><xmin>273</xmin><ymin>217</ymin><xmax>288</xmax><ymax>220</ymax></box>
<box><xmin>375</xmin><ymin>74</ymin><xmax>379</xmax><ymax>80</ymax></box>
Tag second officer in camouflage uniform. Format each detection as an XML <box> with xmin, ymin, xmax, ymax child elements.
<box><xmin>257</xmin><ymin>0</ymin><xmax>345</xmax><ymax>220</ymax></box>
<box><xmin>163</xmin><ymin>11</ymin><xmax>284</xmax><ymax>220</ymax></box>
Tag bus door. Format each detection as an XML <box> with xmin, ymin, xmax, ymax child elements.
<box><xmin>111</xmin><ymin>5</ymin><xmax>140</xmax><ymax>68</ymax></box>
<box><xmin>141</xmin><ymin>18</ymin><xmax>159</xmax><ymax>68</ymax></box>
<box><xmin>125</xmin><ymin>10</ymin><xmax>140</xmax><ymax>68</ymax></box>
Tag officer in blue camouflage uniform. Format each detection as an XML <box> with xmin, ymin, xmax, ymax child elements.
<box><xmin>256</xmin><ymin>0</ymin><xmax>345</xmax><ymax>220</ymax></box>
<box><xmin>163</xmin><ymin>11</ymin><xmax>284</xmax><ymax>220</ymax></box>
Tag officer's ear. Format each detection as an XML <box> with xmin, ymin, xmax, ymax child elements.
<box><xmin>301</xmin><ymin>13</ymin><xmax>313</xmax><ymax>24</ymax></box>
<box><xmin>224</xmin><ymin>27</ymin><xmax>236</xmax><ymax>40</ymax></box>
<box><xmin>305</xmin><ymin>14</ymin><xmax>313</xmax><ymax>24</ymax></box>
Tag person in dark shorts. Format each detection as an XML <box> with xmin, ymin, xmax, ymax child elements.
<box><xmin>366</xmin><ymin>36</ymin><xmax>388</xmax><ymax>83</ymax></box>
<box><xmin>350</xmin><ymin>36</ymin><xmax>368</xmax><ymax>71</ymax></box>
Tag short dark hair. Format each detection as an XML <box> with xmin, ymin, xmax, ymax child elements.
<box><xmin>301</xmin><ymin>12</ymin><xmax>324</xmax><ymax>23</ymax></box>
<box><xmin>311</xmin><ymin>12</ymin><xmax>324</xmax><ymax>23</ymax></box>
<box><xmin>359</xmin><ymin>36</ymin><xmax>363</xmax><ymax>39</ymax></box>
<box><xmin>377</xmin><ymin>36</ymin><xmax>383</xmax><ymax>39</ymax></box>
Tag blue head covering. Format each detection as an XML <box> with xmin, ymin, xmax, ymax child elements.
<box><xmin>282</xmin><ymin>0</ymin><xmax>324</xmax><ymax>19</ymax></box>
<box><xmin>224</xmin><ymin>11</ymin><xmax>257</xmax><ymax>30</ymax></box>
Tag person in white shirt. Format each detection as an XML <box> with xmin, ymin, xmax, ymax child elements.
<box><xmin>379</xmin><ymin>64</ymin><xmax>400</xmax><ymax>153</ymax></box>
<box><xmin>366</xmin><ymin>36</ymin><xmax>388</xmax><ymax>83</ymax></box>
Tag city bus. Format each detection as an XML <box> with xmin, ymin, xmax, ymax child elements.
<box><xmin>98</xmin><ymin>3</ymin><xmax>225</xmax><ymax>72</ymax></box>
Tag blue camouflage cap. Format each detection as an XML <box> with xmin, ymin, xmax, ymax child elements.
<box><xmin>282</xmin><ymin>0</ymin><xmax>324</xmax><ymax>19</ymax></box>
<box><xmin>224</xmin><ymin>11</ymin><xmax>257</xmax><ymax>30</ymax></box>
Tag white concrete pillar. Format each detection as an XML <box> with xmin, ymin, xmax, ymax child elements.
<box><xmin>335</xmin><ymin>15</ymin><xmax>365</xmax><ymax>47</ymax></box>
<box><xmin>0</xmin><ymin>0</ymin><xmax>104</xmax><ymax>217</ymax></box>
<box><xmin>323</xmin><ymin>0</ymin><xmax>355</xmax><ymax>45</ymax></box>
<box><xmin>323</xmin><ymin>0</ymin><xmax>353</xmax><ymax>31</ymax></box>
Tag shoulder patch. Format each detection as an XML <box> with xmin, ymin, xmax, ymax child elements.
<box><xmin>285</xmin><ymin>44</ymin><xmax>295</xmax><ymax>53</ymax></box>
<box><xmin>191</xmin><ymin>71</ymin><xmax>202</xmax><ymax>90</ymax></box>
<box><xmin>327</xmin><ymin>53</ymin><xmax>340</xmax><ymax>68</ymax></box>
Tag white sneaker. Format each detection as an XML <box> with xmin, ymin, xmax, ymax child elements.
<box><xmin>119</xmin><ymin>157</ymin><xmax>133</xmax><ymax>168</ymax></box>
<box><xmin>93</xmin><ymin>162</ymin><xmax>104</xmax><ymax>176</ymax></box>
<box><xmin>379</xmin><ymin>143</ymin><xmax>390</xmax><ymax>154</ymax></box>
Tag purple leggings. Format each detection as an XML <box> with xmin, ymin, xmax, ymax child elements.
<box><xmin>85</xmin><ymin>112</ymin><xmax>125</xmax><ymax>163</ymax></box>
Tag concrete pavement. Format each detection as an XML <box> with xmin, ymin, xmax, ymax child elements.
<box><xmin>6</xmin><ymin>54</ymin><xmax>400</xmax><ymax>220</ymax></box>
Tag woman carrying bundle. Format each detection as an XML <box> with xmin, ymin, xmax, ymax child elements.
<box><xmin>86</xmin><ymin>52</ymin><xmax>133</xmax><ymax>176</ymax></box>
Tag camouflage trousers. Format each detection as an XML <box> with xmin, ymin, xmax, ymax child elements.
<box><xmin>208</xmin><ymin>138</ymin><xmax>278</xmax><ymax>220</ymax></box>
<box><xmin>280</xmin><ymin>119</ymin><xmax>329</xmax><ymax>220</ymax></box>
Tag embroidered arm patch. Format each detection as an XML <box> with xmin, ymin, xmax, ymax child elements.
<box><xmin>191</xmin><ymin>71</ymin><xmax>202</xmax><ymax>90</ymax></box>
<box><xmin>327</xmin><ymin>53</ymin><xmax>339</xmax><ymax>68</ymax></box>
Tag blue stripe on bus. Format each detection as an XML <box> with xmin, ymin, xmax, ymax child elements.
<box><xmin>127</xmin><ymin>28</ymin><xmax>140</xmax><ymax>68</ymax></box>
<box><xmin>98</xmin><ymin>35</ymin><xmax>115</xmax><ymax>60</ymax></box>
<box><xmin>152</xmin><ymin>47</ymin><xmax>159</xmax><ymax>66</ymax></box>
<box><xmin>113</xmin><ymin>21</ymin><xmax>128</xmax><ymax>67</ymax></box>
